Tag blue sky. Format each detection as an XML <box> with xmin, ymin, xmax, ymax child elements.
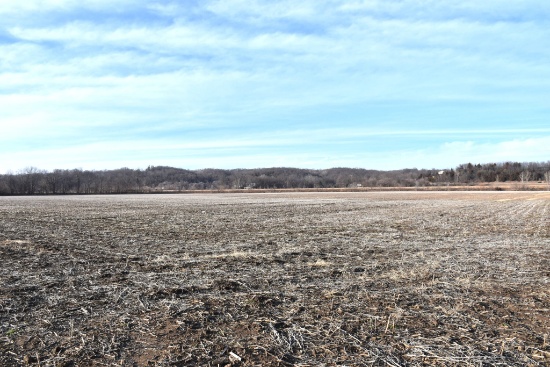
<box><xmin>1</xmin><ymin>0</ymin><xmax>549</xmax><ymax>172</ymax></box>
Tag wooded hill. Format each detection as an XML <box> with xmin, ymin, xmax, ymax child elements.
<box><xmin>1</xmin><ymin>161</ymin><xmax>549</xmax><ymax>195</ymax></box>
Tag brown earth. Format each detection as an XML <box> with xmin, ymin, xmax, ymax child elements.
<box><xmin>0</xmin><ymin>192</ymin><xmax>549</xmax><ymax>366</ymax></box>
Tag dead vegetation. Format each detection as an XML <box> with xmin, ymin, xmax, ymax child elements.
<box><xmin>0</xmin><ymin>192</ymin><xmax>549</xmax><ymax>366</ymax></box>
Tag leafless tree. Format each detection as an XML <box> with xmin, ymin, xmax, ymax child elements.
<box><xmin>520</xmin><ymin>170</ymin><xmax>531</xmax><ymax>184</ymax></box>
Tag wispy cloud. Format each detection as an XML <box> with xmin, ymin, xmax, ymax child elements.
<box><xmin>1</xmin><ymin>1</ymin><xmax>549</xmax><ymax>172</ymax></box>
<box><xmin>3</xmin><ymin>129</ymin><xmax>549</xmax><ymax>172</ymax></box>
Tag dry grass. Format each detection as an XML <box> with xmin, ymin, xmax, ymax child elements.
<box><xmin>0</xmin><ymin>192</ymin><xmax>549</xmax><ymax>366</ymax></box>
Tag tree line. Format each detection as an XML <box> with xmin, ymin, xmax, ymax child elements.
<box><xmin>0</xmin><ymin>161</ymin><xmax>549</xmax><ymax>195</ymax></box>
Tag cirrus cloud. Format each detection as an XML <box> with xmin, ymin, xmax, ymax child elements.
<box><xmin>1</xmin><ymin>0</ymin><xmax>549</xmax><ymax>172</ymax></box>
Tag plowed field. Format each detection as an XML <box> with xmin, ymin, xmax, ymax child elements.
<box><xmin>1</xmin><ymin>192</ymin><xmax>549</xmax><ymax>366</ymax></box>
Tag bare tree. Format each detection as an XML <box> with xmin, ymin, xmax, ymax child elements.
<box><xmin>520</xmin><ymin>170</ymin><xmax>531</xmax><ymax>184</ymax></box>
<box><xmin>45</xmin><ymin>170</ymin><xmax>62</xmax><ymax>194</ymax></box>
<box><xmin>21</xmin><ymin>167</ymin><xmax>44</xmax><ymax>194</ymax></box>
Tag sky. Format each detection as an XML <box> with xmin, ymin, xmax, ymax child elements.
<box><xmin>1</xmin><ymin>0</ymin><xmax>549</xmax><ymax>173</ymax></box>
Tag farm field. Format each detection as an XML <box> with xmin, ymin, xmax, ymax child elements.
<box><xmin>1</xmin><ymin>192</ymin><xmax>549</xmax><ymax>366</ymax></box>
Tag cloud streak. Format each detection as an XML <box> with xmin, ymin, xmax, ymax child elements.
<box><xmin>3</xmin><ymin>129</ymin><xmax>549</xmax><ymax>172</ymax></box>
<box><xmin>1</xmin><ymin>1</ymin><xmax>549</xmax><ymax>172</ymax></box>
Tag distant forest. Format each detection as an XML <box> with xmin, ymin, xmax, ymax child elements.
<box><xmin>1</xmin><ymin>161</ymin><xmax>549</xmax><ymax>195</ymax></box>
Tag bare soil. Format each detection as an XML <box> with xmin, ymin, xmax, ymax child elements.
<box><xmin>1</xmin><ymin>192</ymin><xmax>549</xmax><ymax>366</ymax></box>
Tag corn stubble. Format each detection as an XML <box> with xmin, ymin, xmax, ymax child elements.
<box><xmin>0</xmin><ymin>192</ymin><xmax>549</xmax><ymax>366</ymax></box>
